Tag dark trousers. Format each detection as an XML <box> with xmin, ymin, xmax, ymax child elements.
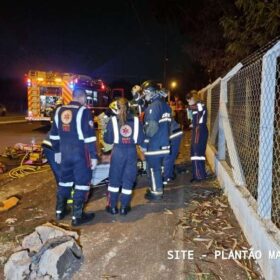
<box><xmin>163</xmin><ymin>135</ymin><xmax>182</xmax><ymax>180</ymax></box>
<box><xmin>191</xmin><ymin>126</ymin><xmax>208</xmax><ymax>180</ymax></box>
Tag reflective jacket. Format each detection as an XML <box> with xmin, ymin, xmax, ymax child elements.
<box><xmin>49</xmin><ymin>101</ymin><xmax>97</xmax><ymax>159</ymax></box>
<box><xmin>104</xmin><ymin>114</ymin><xmax>144</xmax><ymax>147</ymax></box>
<box><xmin>143</xmin><ymin>97</ymin><xmax>171</xmax><ymax>156</ymax></box>
<box><xmin>189</xmin><ymin>101</ymin><xmax>207</xmax><ymax>127</ymax></box>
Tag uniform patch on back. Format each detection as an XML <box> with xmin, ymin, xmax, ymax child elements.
<box><xmin>61</xmin><ymin>110</ymin><xmax>72</xmax><ymax>131</ymax></box>
<box><xmin>149</xmin><ymin>109</ymin><xmax>152</xmax><ymax>114</ymax></box>
<box><xmin>120</xmin><ymin>125</ymin><xmax>132</xmax><ymax>137</ymax></box>
<box><xmin>61</xmin><ymin>110</ymin><xmax>72</xmax><ymax>124</ymax></box>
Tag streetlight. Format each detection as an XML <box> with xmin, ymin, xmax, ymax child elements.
<box><xmin>170</xmin><ymin>81</ymin><xmax>177</xmax><ymax>89</ymax></box>
<box><xmin>168</xmin><ymin>80</ymin><xmax>177</xmax><ymax>103</ymax></box>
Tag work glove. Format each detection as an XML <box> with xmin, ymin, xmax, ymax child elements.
<box><xmin>54</xmin><ymin>153</ymin><xmax>61</xmax><ymax>164</ymax></box>
<box><xmin>91</xmin><ymin>158</ymin><xmax>98</xmax><ymax>170</ymax></box>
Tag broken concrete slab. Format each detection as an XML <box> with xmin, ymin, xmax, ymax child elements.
<box><xmin>4</xmin><ymin>250</ymin><xmax>31</xmax><ymax>280</ymax></box>
<box><xmin>4</xmin><ymin>223</ymin><xmax>83</xmax><ymax>280</ymax></box>
<box><xmin>38</xmin><ymin>239</ymin><xmax>82</xmax><ymax>279</ymax></box>
<box><xmin>22</xmin><ymin>222</ymin><xmax>79</xmax><ymax>253</ymax></box>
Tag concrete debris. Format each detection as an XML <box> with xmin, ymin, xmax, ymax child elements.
<box><xmin>4</xmin><ymin>223</ymin><xmax>83</xmax><ymax>280</ymax></box>
<box><xmin>4</xmin><ymin>250</ymin><xmax>31</xmax><ymax>280</ymax></box>
<box><xmin>5</xmin><ymin>218</ymin><xmax>17</xmax><ymax>224</ymax></box>
<box><xmin>22</xmin><ymin>222</ymin><xmax>79</xmax><ymax>253</ymax></box>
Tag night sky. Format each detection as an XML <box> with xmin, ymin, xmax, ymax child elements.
<box><xmin>0</xmin><ymin>0</ymin><xmax>185</xmax><ymax>86</ymax></box>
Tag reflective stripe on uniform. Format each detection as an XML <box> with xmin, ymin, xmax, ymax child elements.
<box><xmin>159</xmin><ymin>117</ymin><xmax>172</xmax><ymax>123</ymax></box>
<box><xmin>59</xmin><ymin>182</ymin><xmax>74</xmax><ymax>187</ymax></box>
<box><xmin>199</xmin><ymin>110</ymin><xmax>205</xmax><ymax>124</ymax></box>
<box><xmin>84</xmin><ymin>136</ymin><xmax>97</xmax><ymax>143</ymax></box>
<box><xmin>191</xmin><ymin>156</ymin><xmax>206</xmax><ymax>160</ymax></box>
<box><xmin>122</xmin><ymin>188</ymin><xmax>132</xmax><ymax>195</ymax></box>
<box><xmin>197</xmin><ymin>103</ymin><xmax>203</xmax><ymax>112</ymax></box>
<box><xmin>76</xmin><ymin>106</ymin><xmax>86</xmax><ymax>140</ymax></box>
<box><xmin>112</xmin><ymin>116</ymin><xmax>119</xmax><ymax>144</ymax></box>
<box><xmin>161</xmin><ymin>145</ymin><xmax>170</xmax><ymax>150</ymax></box>
<box><xmin>108</xmin><ymin>186</ymin><xmax>119</xmax><ymax>192</ymax></box>
<box><xmin>150</xmin><ymin>190</ymin><xmax>163</xmax><ymax>195</ymax></box>
<box><xmin>64</xmin><ymin>105</ymin><xmax>79</xmax><ymax>109</ymax></box>
<box><xmin>150</xmin><ymin>168</ymin><xmax>156</xmax><ymax>192</ymax></box>
<box><xmin>75</xmin><ymin>185</ymin><xmax>90</xmax><ymax>191</ymax></box>
<box><xmin>50</xmin><ymin>135</ymin><xmax>60</xmax><ymax>140</ymax></box>
<box><xmin>133</xmin><ymin>116</ymin><xmax>139</xmax><ymax>143</ymax></box>
<box><xmin>192</xmin><ymin>111</ymin><xmax>198</xmax><ymax>115</ymax></box>
<box><xmin>144</xmin><ymin>150</ymin><xmax>170</xmax><ymax>156</ymax></box>
<box><xmin>170</xmin><ymin>131</ymin><xmax>183</xmax><ymax>139</ymax></box>
<box><xmin>54</xmin><ymin>107</ymin><xmax>61</xmax><ymax>128</ymax></box>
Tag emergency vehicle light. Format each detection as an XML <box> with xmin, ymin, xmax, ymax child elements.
<box><xmin>55</xmin><ymin>78</ymin><xmax>62</xmax><ymax>83</ymax></box>
<box><xmin>27</xmin><ymin>78</ymin><xmax>31</xmax><ymax>87</ymax></box>
<box><xmin>37</xmin><ymin>77</ymin><xmax>44</xmax><ymax>81</ymax></box>
<box><xmin>69</xmin><ymin>81</ymin><xmax>74</xmax><ymax>89</ymax></box>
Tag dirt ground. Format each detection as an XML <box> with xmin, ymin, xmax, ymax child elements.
<box><xmin>0</xmin><ymin>133</ymin><xmax>264</xmax><ymax>280</ymax></box>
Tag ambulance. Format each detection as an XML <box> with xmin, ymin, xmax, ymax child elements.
<box><xmin>25</xmin><ymin>70</ymin><xmax>110</xmax><ymax>122</ymax></box>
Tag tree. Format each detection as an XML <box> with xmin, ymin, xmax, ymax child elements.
<box><xmin>149</xmin><ymin>0</ymin><xmax>234</xmax><ymax>83</ymax></box>
<box><xmin>221</xmin><ymin>0</ymin><xmax>280</xmax><ymax>66</ymax></box>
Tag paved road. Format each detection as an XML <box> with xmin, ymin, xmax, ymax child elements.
<box><xmin>0</xmin><ymin>114</ymin><xmax>26</xmax><ymax>124</ymax></box>
<box><xmin>0</xmin><ymin>122</ymin><xmax>49</xmax><ymax>153</ymax></box>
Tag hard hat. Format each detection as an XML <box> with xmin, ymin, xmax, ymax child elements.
<box><xmin>131</xmin><ymin>85</ymin><xmax>142</xmax><ymax>95</ymax></box>
<box><xmin>186</xmin><ymin>90</ymin><xmax>199</xmax><ymax>101</ymax></box>
<box><xmin>141</xmin><ymin>80</ymin><xmax>160</xmax><ymax>102</ymax></box>
<box><xmin>109</xmin><ymin>100</ymin><xmax>119</xmax><ymax>115</ymax></box>
<box><xmin>117</xmin><ymin>97</ymin><xmax>129</xmax><ymax>111</ymax></box>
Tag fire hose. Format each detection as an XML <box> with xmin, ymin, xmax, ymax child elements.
<box><xmin>8</xmin><ymin>152</ymin><xmax>50</xmax><ymax>179</ymax></box>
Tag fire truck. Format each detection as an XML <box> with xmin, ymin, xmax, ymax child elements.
<box><xmin>25</xmin><ymin>70</ymin><xmax>110</xmax><ymax>122</ymax></box>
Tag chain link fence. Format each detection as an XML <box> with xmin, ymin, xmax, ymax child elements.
<box><xmin>208</xmin><ymin>82</ymin><xmax>220</xmax><ymax>151</ymax></box>
<box><xmin>272</xmin><ymin>57</ymin><xmax>280</xmax><ymax>227</ymax></box>
<box><xmin>226</xmin><ymin>60</ymin><xmax>262</xmax><ymax>199</ymax></box>
<box><xmin>201</xmin><ymin>38</ymin><xmax>280</xmax><ymax>229</ymax></box>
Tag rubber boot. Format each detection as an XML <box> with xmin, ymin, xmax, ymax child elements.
<box><xmin>56</xmin><ymin>196</ymin><xmax>69</xmax><ymax>220</ymax></box>
<box><xmin>71</xmin><ymin>200</ymin><xmax>95</xmax><ymax>227</ymax></box>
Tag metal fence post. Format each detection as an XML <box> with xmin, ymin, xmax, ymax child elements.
<box><xmin>257</xmin><ymin>41</ymin><xmax>280</xmax><ymax>219</ymax></box>
<box><xmin>219</xmin><ymin>63</ymin><xmax>246</xmax><ymax>185</ymax></box>
<box><xmin>218</xmin><ymin>65</ymin><xmax>242</xmax><ymax>160</ymax></box>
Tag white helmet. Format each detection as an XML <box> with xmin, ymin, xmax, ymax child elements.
<box><xmin>141</xmin><ymin>80</ymin><xmax>160</xmax><ymax>102</ymax></box>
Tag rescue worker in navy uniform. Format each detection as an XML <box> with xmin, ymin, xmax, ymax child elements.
<box><xmin>186</xmin><ymin>92</ymin><xmax>209</xmax><ymax>182</ymax></box>
<box><xmin>49</xmin><ymin>89</ymin><xmax>98</xmax><ymax>226</ymax></box>
<box><xmin>163</xmin><ymin>118</ymin><xmax>183</xmax><ymax>184</ymax></box>
<box><xmin>141</xmin><ymin>80</ymin><xmax>171</xmax><ymax>201</ymax></box>
<box><xmin>104</xmin><ymin>98</ymin><xmax>144</xmax><ymax>215</ymax></box>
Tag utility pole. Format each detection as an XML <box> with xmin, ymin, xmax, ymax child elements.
<box><xmin>163</xmin><ymin>26</ymin><xmax>168</xmax><ymax>87</ymax></box>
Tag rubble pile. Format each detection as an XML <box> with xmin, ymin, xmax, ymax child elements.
<box><xmin>4</xmin><ymin>223</ymin><xmax>83</xmax><ymax>280</ymax></box>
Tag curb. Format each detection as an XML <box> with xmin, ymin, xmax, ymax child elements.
<box><xmin>0</xmin><ymin>120</ymin><xmax>27</xmax><ymax>125</ymax></box>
